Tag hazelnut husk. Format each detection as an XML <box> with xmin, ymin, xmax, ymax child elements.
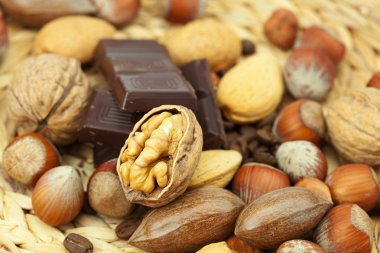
<box><xmin>324</xmin><ymin>87</ymin><xmax>380</xmax><ymax>165</ymax></box>
<box><xmin>88</xmin><ymin>159</ymin><xmax>134</xmax><ymax>218</ymax></box>
<box><xmin>2</xmin><ymin>132</ymin><xmax>60</xmax><ymax>185</ymax></box>
<box><xmin>117</xmin><ymin>105</ymin><xmax>203</xmax><ymax>207</ymax></box>
<box><xmin>7</xmin><ymin>54</ymin><xmax>91</xmax><ymax>146</ymax></box>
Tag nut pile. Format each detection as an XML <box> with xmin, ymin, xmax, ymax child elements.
<box><xmin>0</xmin><ymin>1</ymin><xmax>379</xmax><ymax>253</ymax></box>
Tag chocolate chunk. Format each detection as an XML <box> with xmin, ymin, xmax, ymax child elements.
<box><xmin>78</xmin><ymin>89</ymin><xmax>141</xmax><ymax>148</ymax></box>
<box><xmin>180</xmin><ymin>59</ymin><xmax>226</xmax><ymax>149</ymax></box>
<box><xmin>93</xmin><ymin>144</ymin><xmax>120</xmax><ymax>167</ymax></box>
<box><xmin>95</xmin><ymin>39</ymin><xmax>197</xmax><ymax>112</ymax></box>
<box><xmin>242</xmin><ymin>39</ymin><xmax>256</xmax><ymax>55</ymax></box>
<box><xmin>64</xmin><ymin>233</ymin><xmax>93</xmax><ymax>253</ymax></box>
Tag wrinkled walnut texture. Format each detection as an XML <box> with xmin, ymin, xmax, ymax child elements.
<box><xmin>7</xmin><ymin>54</ymin><xmax>91</xmax><ymax>145</ymax></box>
<box><xmin>119</xmin><ymin>111</ymin><xmax>184</xmax><ymax>193</ymax></box>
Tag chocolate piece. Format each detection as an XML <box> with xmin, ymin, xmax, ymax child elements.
<box><xmin>93</xmin><ymin>144</ymin><xmax>120</xmax><ymax>167</ymax></box>
<box><xmin>180</xmin><ymin>59</ymin><xmax>225</xmax><ymax>149</ymax></box>
<box><xmin>78</xmin><ymin>89</ymin><xmax>141</xmax><ymax>148</ymax></box>
<box><xmin>95</xmin><ymin>39</ymin><xmax>197</xmax><ymax>112</ymax></box>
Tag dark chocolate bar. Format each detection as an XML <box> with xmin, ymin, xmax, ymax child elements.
<box><xmin>95</xmin><ymin>39</ymin><xmax>197</xmax><ymax>112</ymax></box>
<box><xmin>93</xmin><ymin>144</ymin><xmax>120</xmax><ymax>167</ymax></box>
<box><xmin>78</xmin><ymin>89</ymin><xmax>141</xmax><ymax>148</ymax></box>
<box><xmin>180</xmin><ymin>59</ymin><xmax>226</xmax><ymax>149</ymax></box>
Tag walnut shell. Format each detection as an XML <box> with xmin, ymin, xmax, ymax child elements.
<box><xmin>7</xmin><ymin>54</ymin><xmax>91</xmax><ymax>146</ymax></box>
<box><xmin>324</xmin><ymin>88</ymin><xmax>380</xmax><ymax>165</ymax></box>
<box><xmin>117</xmin><ymin>105</ymin><xmax>203</xmax><ymax>207</ymax></box>
<box><xmin>161</xmin><ymin>19</ymin><xmax>241</xmax><ymax>71</ymax></box>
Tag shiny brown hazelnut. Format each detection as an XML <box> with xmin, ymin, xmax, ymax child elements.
<box><xmin>300</xmin><ymin>26</ymin><xmax>345</xmax><ymax>64</ymax></box>
<box><xmin>367</xmin><ymin>72</ymin><xmax>380</xmax><ymax>89</ymax></box>
<box><xmin>273</xmin><ymin>99</ymin><xmax>325</xmax><ymax>146</ymax></box>
<box><xmin>284</xmin><ymin>47</ymin><xmax>337</xmax><ymax>101</ymax></box>
<box><xmin>231</xmin><ymin>162</ymin><xmax>290</xmax><ymax>204</ymax></box>
<box><xmin>295</xmin><ymin>177</ymin><xmax>332</xmax><ymax>203</ymax></box>
<box><xmin>93</xmin><ymin>0</ymin><xmax>140</xmax><ymax>26</ymax></box>
<box><xmin>326</xmin><ymin>163</ymin><xmax>379</xmax><ymax>212</ymax></box>
<box><xmin>88</xmin><ymin>159</ymin><xmax>134</xmax><ymax>218</ymax></box>
<box><xmin>164</xmin><ymin>0</ymin><xmax>205</xmax><ymax>23</ymax></box>
<box><xmin>276</xmin><ymin>141</ymin><xmax>328</xmax><ymax>183</ymax></box>
<box><xmin>226</xmin><ymin>235</ymin><xmax>261</xmax><ymax>253</ymax></box>
<box><xmin>264</xmin><ymin>8</ymin><xmax>298</xmax><ymax>50</ymax></box>
<box><xmin>2</xmin><ymin>132</ymin><xmax>60</xmax><ymax>185</ymax></box>
<box><xmin>32</xmin><ymin>166</ymin><xmax>84</xmax><ymax>226</ymax></box>
<box><xmin>313</xmin><ymin>203</ymin><xmax>373</xmax><ymax>253</ymax></box>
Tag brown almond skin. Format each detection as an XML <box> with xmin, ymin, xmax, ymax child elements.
<box><xmin>235</xmin><ymin>187</ymin><xmax>332</xmax><ymax>249</ymax></box>
<box><xmin>128</xmin><ymin>187</ymin><xmax>244</xmax><ymax>253</ymax></box>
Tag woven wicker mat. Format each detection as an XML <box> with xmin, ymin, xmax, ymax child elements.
<box><xmin>0</xmin><ymin>0</ymin><xmax>379</xmax><ymax>252</ymax></box>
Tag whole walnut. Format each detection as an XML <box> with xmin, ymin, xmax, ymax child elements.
<box><xmin>324</xmin><ymin>88</ymin><xmax>380</xmax><ymax>165</ymax></box>
<box><xmin>8</xmin><ymin>54</ymin><xmax>91</xmax><ymax>146</ymax></box>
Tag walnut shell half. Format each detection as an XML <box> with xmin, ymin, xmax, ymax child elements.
<box><xmin>324</xmin><ymin>87</ymin><xmax>380</xmax><ymax>165</ymax></box>
<box><xmin>117</xmin><ymin>105</ymin><xmax>203</xmax><ymax>207</ymax></box>
<box><xmin>7</xmin><ymin>54</ymin><xmax>91</xmax><ymax>146</ymax></box>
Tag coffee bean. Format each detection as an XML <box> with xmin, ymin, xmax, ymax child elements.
<box><xmin>223</xmin><ymin>120</ymin><xmax>236</xmax><ymax>131</ymax></box>
<box><xmin>257</xmin><ymin>126</ymin><xmax>277</xmax><ymax>144</ymax></box>
<box><xmin>239</xmin><ymin>125</ymin><xmax>257</xmax><ymax>141</ymax></box>
<box><xmin>253</xmin><ymin>151</ymin><xmax>277</xmax><ymax>166</ymax></box>
<box><xmin>241</xmin><ymin>39</ymin><xmax>256</xmax><ymax>55</ymax></box>
<box><xmin>257</xmin><ymin>112</ymin><xmax>277</xmax><ymax>128</ymax></box>
<box><xmin>116</xmin><ymin>217</ymin><xmax>142</xmax><ymax>240</ymax></box>
<box><xmin>248</xmin><ymin>140</ymin><xmax>259</xmax><ymax>153</ymax></box>
<box><xmin>64</xmin><ymin>233</ymin><xmax>93</xmax><ymax>253</ymax></box>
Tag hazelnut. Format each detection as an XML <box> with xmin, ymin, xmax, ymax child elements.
<box><xmin>367</xmin><ymin>72</ymin><xmax>380</xmax><ymax>89</ymax></box>
<box><xmin>235</xmin><ymin>187</ymin><xmax>332</xmax><ymax>249</ymax></box>
<box><xmin>323</xmin><ymin>88</ymin><xmax>380</xmax><ymax>165</ymax></box>
<box><xmin>161</xmin><ymin>18</ymin><xmax>241</xmax><ymax>71</ymax></box>
<box><xmin>276</xmin><ymin>141</ymin><xmax>328</xmax><ymax>183</ymax></box>
<box><xmin>231</xmin><ymin>163</ymin><xmax>290</xmax><ymax>204</ymax></box>
<box><xmin>2</xmin><ymin>132</ymin><xmax>60</xmax><ymax>185</ymax></box>
<box><xmin>273</xmin><ymin>99</ymin><xmax>325</xmax><ymax>146</ymax></box>
<box><xmin>217</xmin><ymin>48</ymin><xmax>284</xmax><ymax>123</ymax></box>
<box><xmin>164</xmin><ymin>0</ymin><xmax>205</xmax><ymax>23</ymax></box>
<box><xmin>88</xmin><ymin>159</ymin><xmax>134</xmax><ymax>218</ymax></box>
<box><xmin>313</xmin><ymin>203</ymin><xmax>373</xmax><ymax>253</ymax></box>
<box><xmin>92</xmin><ymin>0</ymin><xmax>140</xmax><ymax>26</ymax></box>
<box><xmin>300</xmin><ymin>26</ymin><xmax>345</xmax><ymax>64</ymax></box>
<box><xmin>7</xmin><ymin>54</ymin><xmax>91</xmax><ymax>146</ymax></box>
<box><xmin>295</xmin><ymin>178</ymin><xmax>332</xmax><ymax>203</ymax></box>
<box><xmin>277</xmin><ymin>240</ymin><xmax>326</xmax><ymax>253</ymax></box>
<box><xmin>32</xmin><ymin>166</ymin><xmax>84</xmax><ymax>226</ymax></box>
<box><xmin>264</xmin><ymin>8</ymin><xmax>298</xmax><ymax>50</ymax></box>
<box><xmin>284</xmin><ymin>47</ymin><xmax>337</xmax><ymax>101</ymax></box>
<box><xmin>226</xmin><ymin>235</ymin><xmax>260</xmax><ymax>253</ymax></box>
<box><xmin>326</xmin><ymin>163</ymin><xmax>379</xmax><ymax>212</ymax></box>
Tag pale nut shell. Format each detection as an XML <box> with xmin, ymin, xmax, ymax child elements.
<box><xmin>196</xmin><ymin>242</ymin><xmax>234</xmax><ymax>253</ymax></box>
<box><xmin>217</xmin><ymin>47</ymin><xmax>284</xmax><ymax>123</ymax></box>
<box><xmin>323</xmin><ymin>88</ymin><xmax>380</xmax><ymax>165</ymax></box>
<box><xmin>161</xmin><ymin>18</ymin><xmax>241</xmax><ymax>71</ymax></box>
<box><xmin>34</xmin><ymin>15</ymin><xmax>115</xmax><ymax>63</ymax></box>
<box><xmin>7</xmin><ymin>54</ymin><xmax>91</xmax><ymax>145</ymax></box>
<box><xmin>189</xmin><ymin>150</ymin><xmax>242</xmax><ymax>189</ymax></box>
<box><xmin>117</xmin><ymin>105</ymin><xmax>203</xmax><ymax>208</ymax></box>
